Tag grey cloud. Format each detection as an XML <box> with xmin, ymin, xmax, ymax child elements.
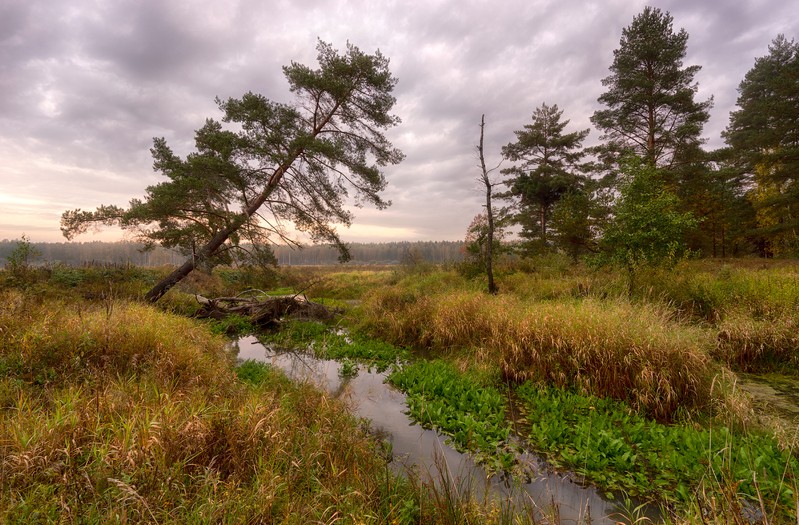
<box><xmin>1</xmin><ymin>0</ymin><xmax>796</xmax><ymax>243</ymax></box>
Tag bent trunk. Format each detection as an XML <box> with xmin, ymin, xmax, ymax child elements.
<box><xmin>145</xmin><ymin>165</ymin><xmax>291</xmax><ymax>302</ymax></box>
<box><xmin>143</xmin><ymin>100</ymin><xmax>345</xmax><ymax>303</ymax></box>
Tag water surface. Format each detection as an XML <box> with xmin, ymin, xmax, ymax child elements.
<box><xmin>232</xmin><ymin>335</ymin><xmax>629</xmax><ymax>524</ymax></box>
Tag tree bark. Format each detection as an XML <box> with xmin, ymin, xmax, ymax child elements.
<box><xmin>478</xmin><ymin>114</ymin><xmax>498</xmax><ymax>295</ymax></box>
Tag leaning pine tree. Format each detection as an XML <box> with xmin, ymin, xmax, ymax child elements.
<box><xmin>61</xmin><ymin>41</ymin><xmax>404</xmax><ymax>302</ymax></box>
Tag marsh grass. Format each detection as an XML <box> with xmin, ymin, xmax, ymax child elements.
<box><xmin>363</xmin><ymin>281</ymin><xmax>716</xmax><ymax>421</ymax></box>
<box><xmin>714</xmin><ymin>311</ymin><xmax>799</xmax><ymax>373</ymax></box>
<box><xmin>0</xmin><ymin>290</ymin><xmax>430</xmax><ymax>524</ymax></box>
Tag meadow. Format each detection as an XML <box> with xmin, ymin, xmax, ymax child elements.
<box><xmin>1</xmin><ymin>256</ymin><xmax>798</xmax><ymax>523</ymax></box>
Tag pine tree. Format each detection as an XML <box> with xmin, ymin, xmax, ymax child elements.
<box><xmin>591</xmin><ymin>7</ymin><xmax>712</xmax><ymax>168</ymax></box>
<box><xmin>501</xmin><ymin>103</ymin><xmax>589</xmax><ymax>254</ymax></box>
<box><xmin>61</xmin><ymin>41</ymin><xmax>403</xmax><ymax>302</ymax></box>
<box><xmin>723</xmin><ymin>35</ymin><xmax>799</xmax><ymax>256</ymax></box>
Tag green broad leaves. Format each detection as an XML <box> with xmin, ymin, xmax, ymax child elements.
<box><xmin>388</xmin><ymin>361</ymin><xmax>514</xmax><ymax>472</ymax></box>
<box><xmin>595</xmin><ymin>157</ymin><xmax>697</xmax><ymax>275</ymax></box>
<box><xmin>516</xmin><ymin>382</ymin><xmax>798</xmax><ymax>515</ymax></box>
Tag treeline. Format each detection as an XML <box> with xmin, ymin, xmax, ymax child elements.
<box><xmin>0</xmin><ymin>240</ymin><xmax>464</xmax><ymax>268</ymax></box>
<box><xmin>471</xmin><ymin>8</ymin><xmax>799</xmax><ymax>262</ymax></box>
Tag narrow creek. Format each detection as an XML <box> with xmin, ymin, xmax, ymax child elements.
<box><xmin>230</xmin><ymin>335</ymin><xmax>634</xmax><ymax>525</ymax></box>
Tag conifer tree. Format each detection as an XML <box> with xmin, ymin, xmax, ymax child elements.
<box><xmin>723</xmin><ymin>35</ymin><xmax>799</xmax><ymax>255</ymax></box>
<box><xmin>591</xmin><ymin>7</ymin><xmax>712</xmax><ymax>168</ymax></box>
<box><xmin>501</xmin><ymin>103</ymin><xmax>589</xmax><ymax>253</ymax></box>
<box><xmin>61</xmin><ymin>41</ymin><xmax>403</xmax><ymax>302</ymax></box>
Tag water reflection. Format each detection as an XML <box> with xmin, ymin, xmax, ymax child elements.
<box><xmin>231</xmin><ymin>335</ymin><xmax>628</xmax><ymax>524</ymax></box>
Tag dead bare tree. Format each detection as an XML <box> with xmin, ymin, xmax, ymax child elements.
<box><xmin>477</xmin><ymin>114</ymin><xmax>501</xmax><ymax>294</ymax></box>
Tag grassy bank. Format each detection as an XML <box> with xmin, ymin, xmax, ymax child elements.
<box><xmin>0</xmin><ymin>290</ymin><xmax>424</xmax><ymax>523</ymax></box>
<box><xmin>360</xmin><ymin>274</ymin><xmax>716</xmax><ymax>422</ymax></box>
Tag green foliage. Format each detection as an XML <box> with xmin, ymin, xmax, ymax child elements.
<box><xmin>261</xmin><ymin>320</ymin><xmax>409</xmax><ymax>372</ymax></box>
<box><xmin>47</xmin><ymin>264</ymin><xmax>86</xmax><ymax>288</ymax></box>
<box><xmin>724</xmin><ymin>35</ymin><xmax>799</xmax><ymax>253</ymax></box>
<box><xmin>500</xmin><ymin>103</ymin><xmax>590</xmax><ymax>253</ymax></box>
<box><xmin>235</xmin><ymin>359</ymin><xmax>277</xmax><ymax>386</ymax></box>
<box><xmin>591</xmin><ymin>6</ymin><xmax>712</xmax><ymax>167</ymax></box>
<box><xmin>596</xmin><ymin>158</ymin><xmax>697</xmax><ymax>277</ymax></box>
<box><xmin>516</xmin><ymin>382</ymin><xmax>798</xmax><ymax>517</ymax></box>
<box><xmin>206</xmin><ymin>314</ymin><xmax>258</xmax><ymax>336</ymax></box>
<box><xmin>462</xmin><ymin>212</ymin><xmax>505</xmax><ymax>273</ymax></box>
<box><xmin>61</xmin><ymin>41</ymin><xmax>403</xmax><ymax>302</ymax></box>
<box><xmin>388</xmin><ymin>361</ymin><xmax>515</xmax><ymax>472</ymax></box>
<box><xmin>548</xmin><ymin>188</ymin><xmax>606</xmax><ymax>259</ymax></box>
<box><xmin>337</xmin><ymin>358</ymin><xmax>359</xmax><ymax>379</ymax></box>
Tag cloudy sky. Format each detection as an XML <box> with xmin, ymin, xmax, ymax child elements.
<box><xmin>1</xmin><ymin>0</ymin><xmax>797</xmax><ymax>245</ymax></box>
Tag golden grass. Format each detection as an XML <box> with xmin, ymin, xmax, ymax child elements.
<box><xmin>362</xmin><ymin>281</ymin><xmax>718</xmax><ymax>421</ymax></box>
<box><xmin>714</xmin><ymin>310</ymin><xmax>799</xmax><ymax>372</ymax></box>
<box><xmin>0</xmin><ymin>290</ymin><xmax>421</xmax><ymax>523</ymax></box>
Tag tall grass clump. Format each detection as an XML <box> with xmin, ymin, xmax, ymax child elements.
<box><xmin>0</xmin><ymin>291</ymin><xmax>231</xmax><ymax>388</ymax></box>
<box><xmin>635</xmin><ymin>260</ymin><xmax>799</xmax><ymax>323</ymax></box>
<box><xmin>714</xmin><ymin>310</ymin><xmax>799</xmax><ymax>373</ymax></box>
<box><xmin>633</xmin><ymin>261</ymin><xmax>799</xmax><ymax>374</ymax></box>
<box><xmin>496</xmin><ymin>298</ymin><xmax>716</xmax><ymax>421</ymax></box>
<box><xmin>362</xmin><ymin>281</ymin><xmax>717</xmax><ymax>421</ymax></box>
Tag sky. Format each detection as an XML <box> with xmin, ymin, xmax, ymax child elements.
<box><xmin>1</xmin><ymin>0</ymin><xmax>797</xmax><ymax>245</ymax></box>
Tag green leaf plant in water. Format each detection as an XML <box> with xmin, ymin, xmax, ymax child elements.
<box><xmin>388</xmin><ymin>360</ymin><xmax>514</xmax><ymax>473</ymax></box>
<box><xmin>515</xmin><ymin>382</ymin><xmax>798</xmax><ymax>518</ymax></box>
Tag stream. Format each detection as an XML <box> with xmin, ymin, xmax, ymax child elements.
<box><xmin>738</xmin><ymin>372</ymin><xmax>799</xmax><ymax>424</ymax></box>
<box><xmin>230</xmin><ymin>335</ymin><xmax>633</xmax><ymax>525</ymax></box>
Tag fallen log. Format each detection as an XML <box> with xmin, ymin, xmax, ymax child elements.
<box><xmin>194</xmin><ymin>293</ymin><xmax>336</xmax><ymax>327</ymax></box>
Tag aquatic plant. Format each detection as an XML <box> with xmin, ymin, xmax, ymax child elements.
<box><xmin>516</xmin><ymin>382</ymin><xmax>798</xmax><ymax>520</ymax></box>
<box><xmin>388</xmin><ymin>360</ymin><xmax>515</xmax><ymax>472</ymax></box>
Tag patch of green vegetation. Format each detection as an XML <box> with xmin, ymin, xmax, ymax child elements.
<box><xmin>261</xmin><ymin>320</ymin><xmax>409</xmax><ymax>372</ymax></box>
<box><xmin>388</xmin><ymin>360</ymin><xmax>515</xmax><ymax>472</ymax></box>
<box><xmin>235</xmin><ymin>359</ymin><xmax>276</xmax><ymax>386</ymax></box>
<box><xmin>338</xmin><ymin>358</ymin><xmax>359</xmax><ymax>379</ymax></box>
<box><xmin>516</xmin><ymin>382</ymin><xmax>798</xmax><ymax>518</ymax></box>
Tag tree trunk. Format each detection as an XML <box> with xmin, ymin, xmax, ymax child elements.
<box><xmin>143</xmin><ymin>100</ymin><xmax>345</xmax><ymax>303</ymax></box>
<box><xmin>478</xmin><ymin>114</ymin><xmax>498</xmax><ymax>295</ymax></box>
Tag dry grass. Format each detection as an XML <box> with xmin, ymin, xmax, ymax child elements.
<box><xmin>492</xmin><ymin>297</ymin><xmax>716</xmax><ymax>422</ymax></box>
<box><xmin>363</xmin><ymin>282</ymin><xmax>719</xmax><ymax>421</ymax></box>
<box><xmin>714</xmin><ymin>310</ymin><xmax>799</xmax><ymax>372</ymax></box>
<box><xmin>0</xmin><ymin>290</ymin><xmax>421</xmax><ymax>523</ymax></box>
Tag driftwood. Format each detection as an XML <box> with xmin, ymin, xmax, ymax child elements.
<box><xmin>194</xmin><ymin>292</ymin><xmax>336</xmax><ymax>327</ymax></box>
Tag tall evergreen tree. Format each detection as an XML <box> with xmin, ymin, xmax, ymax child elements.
<box><xmin>501</xmin><ymin>103</ymin><xmax>589</xmax><ymax>253</ymax></box>
<box><xmin>591</xmin><ymin>7</ymin><xmax>712</xmax><ymax>168</ymax></box>
<box><xmin>723</xmin><ymin>35</ymin><xmax>799</xmax><ymax>256</ymax></box>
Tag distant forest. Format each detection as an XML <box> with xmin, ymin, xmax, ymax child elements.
<box><xmin>0</xmin><ymin>240</ymin><xmax>464</xmax><ymax>268</ymax></box>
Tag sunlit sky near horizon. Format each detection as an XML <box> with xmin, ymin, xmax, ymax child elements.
<box><xmin>1</xmin><ymin>0</ymin><xmax>797</xmax><ymax>245</ymax></box>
